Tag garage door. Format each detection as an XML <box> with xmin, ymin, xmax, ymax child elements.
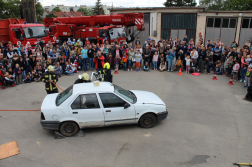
<box><xmin>205</xmin><ymin>17</ymin><xmax>237</xmax><ymax>46</ymax></box>
<box><xmin>239</xmin><ymin>18</ymin><xmax>252</xmax><ymax>46</ymax></box>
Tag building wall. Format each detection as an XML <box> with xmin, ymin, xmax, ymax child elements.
<box><xmin>196</xmin><ymin>15</ymin><xmax>206</xmax><ymax>44</ymax></box>
<box><xmin>150</xmin><ymin>12</ymin><xmax>157</xmax><ymax>40</ymax></box>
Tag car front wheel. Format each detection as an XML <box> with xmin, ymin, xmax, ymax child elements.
<box><xmin>60</xmin><ymin>122</ymin><xmax>79</xmax><ymax>137</ymax></box>
<box><xmin>139</xmin><ymin>113</ymin><xmax>157</xmax><ymax>128</ymax></box>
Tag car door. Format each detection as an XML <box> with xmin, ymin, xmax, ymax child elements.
<box><xmin>70</xmin><ymin>93</ymin><xmax>104</xmax><ymax>128</ymax></box>
<box><xmin>98</xmin><ymin>93</ymin><xmax>136</xmax><ymax>126</ymax></box>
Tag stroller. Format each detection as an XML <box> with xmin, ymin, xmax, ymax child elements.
<box><xmin>246</xmin><ymin>85</ymin><xmax>252</xmax><ymax>99</ymax></box>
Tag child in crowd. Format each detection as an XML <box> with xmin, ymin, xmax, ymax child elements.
<box><xmin>4</xmin><ymin>72</ymin><xmax>15</xmax><ymax>86</ymax></box>
<box><xmin>244</xmin><ymin>66</ymin><xmax>252</xmax><ymax>88</ymax></box>
<box><xmin>127</xmin><ymin>49</ymin><xmax>134</xmax><ymax>71</ymax></box>
<box><xmin>215</xmin><ymin>62</ymin><xmax>222</xmax><ymax>75</ymax></box>
<box><xmin>189</xmin><ymin>58</ymin><xmax>196</xmax><ymax>73</ymax></box>
<box><xmin>122</xmin><ymin>51</ymin><xmax>128</xmax><ymax>71</ymax></box>
<box><xmin>36</xmin><ymin>47</ymin><xmax>42</xmax><ymax>64</ymax></box>
<box><xmin>114</xmin><ymin>55</ymin><xmax>121</xmax><ymax>70</ymax></box>
<box><xmin>14</xmin><ymin>63</ymin><xmax>22</xmax><ymax>85</ymax></box>
<box><xmin>64</xmin><ymin>62</ymin><xmax>74</xmax><ymax>75</ymax></box>
<box><xmin>232</xmin><ymin>60</ymin><xmax>240</xmax><ymax>81</ymax></box>
<box><xmin>144</xmin><ymin>62</ymin><xmax>150</xmax><ymax>71</ymax></box>
<box><xmin>176</xmin><ymin>57</ymin><xmax>181</xmax><ymax>71</ymax></box>
<box><xmin>41</xmin><ymin>56</ymin><xmax>47</xmax><ymax>66</ymax></box>
<box><xmin>225</xmin><ymin>56</ymin><xmax>233</xmax><ymax>77</ymax></box>
<box><xmin>25</xmin><ymin>74</ymin><xmax>31</xmax><ymax>83</ymax></box>
<box><xmin>42</xmin><ymin>63</ymin><xmax>47</xmax><ymax>74</ymax></box>
<box><xmin>34</xmin><ymin>72</ymin><xmax>40</xmax><ymax>82</ymax></box>
<box><xmin>185</xmin><ymin>54</ymin><xmax>191</xmax><ymax>73</ymax></box>
<box><xmin>159</xmin><ymin>61</ymin><xmax>166</xmax><ymax>72</ymax></box>
<box><xmin>153</xmin><ymin>51</ymin><xmax>159</xmax><ymax>71</ymax></box>
<box><xmin>54</xmin><ymin>62</ymin><xmax>63</xmax><ymax>77</ymax></box>
<box><xmin>135</xmin><ymin>50</ymin><xmax>142</xmax><ymax>71</ymax></box>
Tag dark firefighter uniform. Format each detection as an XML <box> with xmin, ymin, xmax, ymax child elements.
<box><xmin>41</xmin><ymin>65</ymin><xmax>59</xmax><ymax>94</ymax></box>
<box><xmin>99</xmin><ymin>62</ymin><xmax>113</xmax><ymax>83</ymax></box>
<box><xmin>74</xmin><ymin>73</ymin><xmax>91</xmax><ymax>84</ymax></box>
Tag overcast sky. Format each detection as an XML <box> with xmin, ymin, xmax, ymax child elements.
<box><xmin>40</xmin><ymin>0</ymin><xmax>199</xmax><ymax>7</ymax></box>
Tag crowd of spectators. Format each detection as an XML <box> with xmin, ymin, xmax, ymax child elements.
<box><xmin>0</xmin><ymin>34</ymin><xmax>252</xmax><ymax>89</ymax></box>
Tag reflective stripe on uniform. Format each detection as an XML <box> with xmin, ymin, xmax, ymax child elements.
<box><xmin>49</xmin><ymin>74</ymin><xmax>52</xmax><ymax>91</ymax></box>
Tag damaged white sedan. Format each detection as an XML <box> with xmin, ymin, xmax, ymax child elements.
<box><xmin>40</xmin><ymin>82</ymin><xmax>168</xmax><ymax>137</ymax></box>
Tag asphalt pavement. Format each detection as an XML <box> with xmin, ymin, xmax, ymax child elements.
<box><xmin>0</xmin><ymin>70</ymin><xmax>251</xmax><ymax>167</ymax></box>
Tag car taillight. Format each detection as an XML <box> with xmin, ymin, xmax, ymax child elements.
<box><xmin>41</xmin><ymin>112</ymin><xmax>45</xmax><ymax>120</ymax></box>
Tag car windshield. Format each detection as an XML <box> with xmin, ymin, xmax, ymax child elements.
<box><xmin>56</xmin><ymin>85</ymin><xmax>73</xmax><ymax>106</ymax></box>
<box><xmin>23</xmin><ymin>26</ymin><xmax>47</xmax><ymax>39</ymax></box>
<box><xmin>114</xmin><ymin>84</ymin><xmax>135</xmax><ymax>104</ymax></box>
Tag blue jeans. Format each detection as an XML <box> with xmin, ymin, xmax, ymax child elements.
<box><xmin>241</xmin><ymin>67</ymin><xmax>247</xmax><ymax>81</ymax></box>
<box><xmin>89</xmin><ymin>58</ymin><xmax>94</xmax><ymax>69</ymax></box>
<box><xmin>194</xmin><ymin>59</ymin><xmax>197</xmax><ymax>67</ymax></box>
<box><xmin>128</xmin><ymin>60</ymin><xmax>132</xmax><ymax>67</ymax></box>
<box><xmin>168</xmin><ymin>59</ymin><xmax>174</xmax><ymax>69</ymax></box>
<box><xmin>144</xmin><ymin>58</ymin><xmax>149</xmax><ymax>65</ymax></box>
<box><xmin>123</xmin><ymin>62</ymin><xmax>127</xmax><ymax>70</ymax></box>
<box><xmin>82</xmin><ymin>58</ymin><xmax>88</xmax><ymax>71</ymax></box>
<box><xmin>21</xmin><ymin>71</ymin><xmax>26</xmax><ymax>80</ymax></box>
<box><xmin>64</xmin><ymin>70</ymin><xmax>74</xmax><ymax>75</ymax></box>
<box><xmin>206</xmin><ymin>60</ymin><xmax>210</xmax><ymax>73</ymax></box>
<box><xmin>153</xmin><ymin>61</ymin><xmax>157</xmax><ymax>69</ymax></box>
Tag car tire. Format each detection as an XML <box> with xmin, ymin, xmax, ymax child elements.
<box><xmin>60</xmin><ymin>122</ymin><xmax>79</xmax><ymax>137</ymax></box>
<box><xmin>139</xmin><ymin>113</ymin><xmax>157</xmax><ymax>128</ymax></box>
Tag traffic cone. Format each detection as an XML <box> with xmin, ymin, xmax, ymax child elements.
<box><xmin>212</xmin><ymin>72</ymin><xmax>218</xmax><ymax>80</ymax></box>
<box><xmin>177</xmin><ymin>68</ymin><xmax>183</xmax><ymax>75</ymax></box>
<box><xmin>114</xmin><ymin>67</ymin><xmax>118</xmax><ymax>74</ymax></box>
<box><xmin>228</xmin><ymin>76</ymin><xmax>234</xmax><ymax>85</ymax></box>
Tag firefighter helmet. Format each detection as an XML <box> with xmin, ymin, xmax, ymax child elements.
<box><xmin>48</xmin><ymin>65</ymin><xmax>55</xmax><ymax>72</ymax></box>
<box><xmin>81</xmin><ymin>73</ymin><xmax>89</xmax><ymax>81</ymax></box>
<box><xmin>103</xmin><ymin>63</ymin><xmax>110</xmax><ymax>70</ymax></box>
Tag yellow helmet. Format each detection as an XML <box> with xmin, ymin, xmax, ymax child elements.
<box><xmin>81</xmin><ymin>73</ymin><xmax>89</xmax><ymax>81</ymax></box>
<box><xmin>103</xmin><ymin>62</ymin><xmax>110</xmax><ymax>69</ymax></box>
<box><xmin>48</xmin><ymin>65</ymin><xmax>54</xmax><ymax>72</ymax></box>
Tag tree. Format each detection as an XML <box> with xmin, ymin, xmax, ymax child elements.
<box><xmin>77</xmin><ymin>7</ymin><xmax>93</xmax><ymax>16</ymax></box>
<box><xmin>0</xmin><ymin>0</ymin><xmax>22</xmax><ymax>19</ymax></box>
<box><xmin>94</xmin><ymin>0</ymin><xmax>104</xmax><ymax>15</ymax></box>
<box><xmin>46</xmin><ymin>13</ymin><xmax>57</xmax><ymax>18</ymax></box>
<box><xmin>52</xmin><ymin>7</ymin><xmax>62</xmax><ymax>12</ymax></box>
<box><xmin>35</xmin><ymin>1</ymin><xmax>44</xmax><ymax>23</ymax></box>
<box><xmin>163</xmin><ymin>0</ymin><xmax>196</xmax><ymax>7</ymax></box>
<box><xmin>199</xmin><ymin>0</ymin><xmax>224</xmax><ymax>10</ymax></box>
<box><xmin>222</xmin><ymin>0</ymin><xmax>252</xmax><ymax>10</ymax></box>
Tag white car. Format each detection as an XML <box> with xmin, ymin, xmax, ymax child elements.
<box><xmin>40</xmin><ymin>82</ymin><xmax>168</xmax><ymax>137</ymax></box>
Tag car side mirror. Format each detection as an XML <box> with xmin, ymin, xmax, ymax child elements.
<box><xmin>124</xmin><ymin>103</ymin><xmax>130</xmax><ymax>109</ymax></box>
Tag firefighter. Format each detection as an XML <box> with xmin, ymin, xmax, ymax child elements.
<box><xmin>99</xmin><ymin>62</ymin><xmax>112</xmax><ymax>83</ymax></box>
<box><xmin>41</xmin><ymin>65</ymin><xmax>59</xmax><ymax>94</ymax></box>
<box><xmin>74</xmin><ymin>73</ymin><xmax>91</xmax><ymax>84</ymax></box>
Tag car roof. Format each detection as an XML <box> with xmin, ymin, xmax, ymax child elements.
<box><xmin>72</xmin><ymin>82</ymin><xmax>114</xmax><ymax>94</ymax></box>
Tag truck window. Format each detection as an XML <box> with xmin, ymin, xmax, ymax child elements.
<box><xmin>109</xmin><ymin>28</ymin><xmax>126</xmax><ymax>40</ymax></box>
<box><xmin>23</xmin><ymin>26</ymin><xmax>47</xmax><ymax>39</ymax></box>
<box><xmin>12</xmin><ymin>28</ymin><xmax>23</xmax><ymax>40</ymax></box>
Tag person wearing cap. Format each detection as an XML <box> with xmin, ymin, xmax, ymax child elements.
<box><xmin>99</xmin><ymin>62</ymin><xmax>112</xmax><ymax>83</ymax></box>
<box><xmin>74</xmin><ymin>73</ymin><xmax>91</xmax><ymax>84</ymax></box>
<box><xmin>41</xmin><ymin>65</ymin><xmax>58</xmax><ymax>94</ymax></box>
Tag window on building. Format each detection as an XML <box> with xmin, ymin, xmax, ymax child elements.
<box><xmin>222</xmin><ymin>18</ymin><xmax>229</xmax><ymax>28</ymax></box>
<box><xmin>207</xmin><ymin>18</ymin><xmax>214</xmax><ymax>27</ymax></box>
<box><xmin>214</xmin><ymin>18</ymin><xmax>221</xmax><ymax>28</ymax></box>
<box><xmin>250</xmin><ymin>19</ymin><xmax>252</xmax><ymax>28</ymax></box>
<box><xmin>242</xmin><ymin>19</ymin><xmax>250</xmax><ymax>28</ymax></box>
<box><xmin>230</xmin><ymin>19</ymin><xmax>237</xmax><ymax>28</ymax></box>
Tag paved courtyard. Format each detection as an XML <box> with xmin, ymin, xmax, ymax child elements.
<box><xmin>0</xmin><ymin>71</ymin><xmax>251</xmax><ymax>167</ymax></box>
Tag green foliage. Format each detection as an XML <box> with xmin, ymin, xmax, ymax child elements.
<box><xmin>77</xmin><ymin>7</ymin><xmax>93</xmax><ymax>16</ymax></box>
<box><xmin>0</xmin><ymin>0</ymin><xmax>22</xmax><ymax>19</ymax></box>
<box><xmin>200</xmin><ymin>0</ymin><xmax>252</xmax><ymax>10</ymax></box>
<box><xmin>46</xmin><ymin>13</ymin><xmax>57</xmax><ymax>18</ymax></box>
<box><xmin>37</xmin><ymin>15</ymin><xmax>43</xmax><ymax>23</ymax></box>
<box><xmin>52</xmin><ymin>7</ymin><xmax>62</xmax><ymax>12</ymax></box>
<box><xmin>163</xmin><ymin>0</ymin><xmax>196</xmax><ymax>7</ymax></box>
<box><xmin>35</xmin><ymin>1</ymin><xmax>44</xmax><ymax>16</ymax></box>
<box><xmin>94</xmin><ymin>0</ymin><xmax>104</xmax><ymax>15</ymax></box>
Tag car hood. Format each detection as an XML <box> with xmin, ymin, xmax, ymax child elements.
<box><xmin>130</xmin><ymin>90</ymin><xmax>165</xmax><ymax>105</ymax></box>
<box><xmin>41</xmin><ymin>93</ymin><xmax>59</xmax><ymax>110</ymax></box>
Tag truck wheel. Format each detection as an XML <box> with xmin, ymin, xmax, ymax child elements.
<box><xmin>60</xmin><ymin>122</ymin><xmax>79</xmax><ymax>137</ymax></box>
<box><xmin>139</xmin><ymin>113</ymin><xmax>156</xmax><ymax>128</ymax></box>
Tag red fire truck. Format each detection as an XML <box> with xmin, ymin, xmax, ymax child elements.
<box><xmin>43</xmin><ymin>13</ymin><xmax>145</xmax><ymax>44</ymax></box>
<box><xmin>0</xmin><ymin>18</ymin><xmax>58</xmax><ymax>48</ymax></box>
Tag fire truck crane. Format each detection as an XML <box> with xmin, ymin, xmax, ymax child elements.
<box><xmin>43</xmin><ymin>13</ymin><xmax>145</xmax><ymax>44</ymax></box>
